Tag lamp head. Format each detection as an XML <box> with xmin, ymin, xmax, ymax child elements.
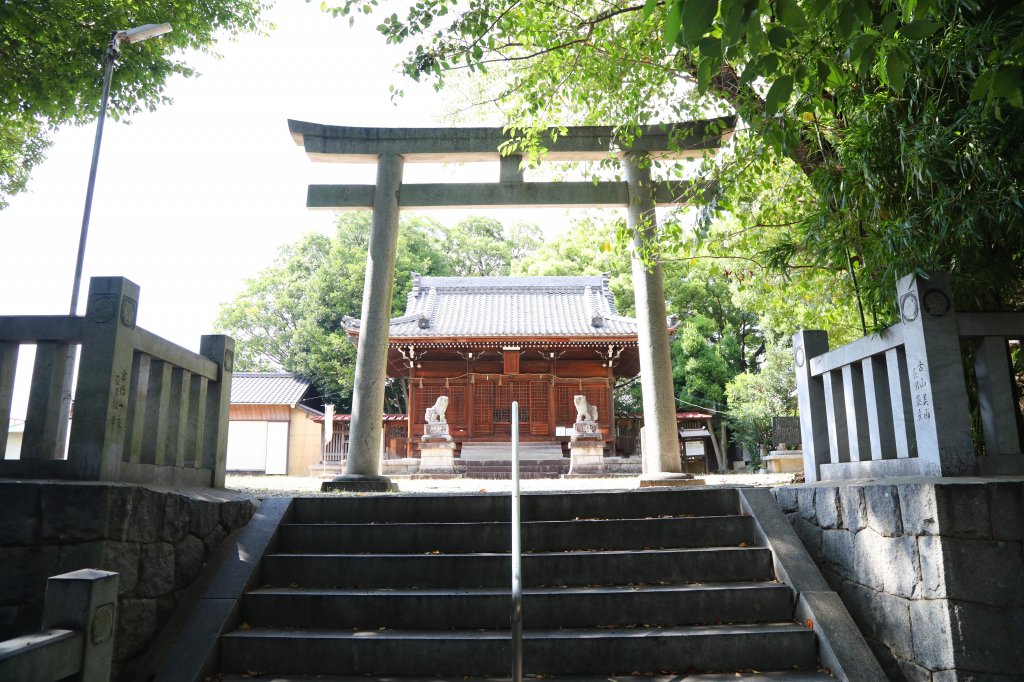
<box><xmin>119</xmin><ymin>23</ymin><xmax>173</xmax><ymax>44</ymax></box>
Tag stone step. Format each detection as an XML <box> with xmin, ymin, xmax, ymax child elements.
<box><xmin>276</xmin><ymin>515</ymin><xmax>758</xmax><ymax>554</ymax></box>
<box><xmin>462</xmin><ymin>471</ymin><xmax>565</xmax><ymax>479</ymax></box>
<box><xmin>261</xmin><ymin>547</ymin><xmax>775</xmax><ymax>589</ymax></box>
<box><xmin>219</xmin><ymin>624</ymin><xmax>819</xmax><ymax>677</ymax></box>
<box><xmin>219</xmin><ymin>674</ymin><xmax>834</xmax><ymax>681</ymax></box>
<box><xmin>458</xmin><ymin>465</ymin><xmax>569</xmax><ymax>472</ymax></box>
<box><xmin>241</xmin><ymin>582</ymin><xmax>794</xmax><ymax>630</ymax></box>
<box><xmin>289</xmin><ymin>488</ymin><xmax>741</xmax><ymax>524</ymax></box>
<box><xmin>460</xmin><ymin>459</ymin><xmax>569</xmax><ymax>466</ymax></box>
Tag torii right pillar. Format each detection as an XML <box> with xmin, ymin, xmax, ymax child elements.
<box><xmin>624</xmin><ymin>154</ymin><xmax>703</xmax><ymax>487</ymax></box>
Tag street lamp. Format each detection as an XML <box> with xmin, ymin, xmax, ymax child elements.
<box><xmin>56</xmin><ymin>23</ymin><xmax>173</xmax><ymax>458</ymax></box>
<box><xmin>69</xmin><ymin>23</ymin><xmax>174</xmax><ymax>316</ymax></box>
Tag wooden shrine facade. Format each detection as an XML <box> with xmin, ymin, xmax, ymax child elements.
<box><xmin>404</xmin><ymin>346</ymin><xmax>625</xmax><ymax>447</ymax></box>
<box><xmin>343</xmin><ymin>274</ymin><xmax>662</xmax><ymax>453</ymax></box>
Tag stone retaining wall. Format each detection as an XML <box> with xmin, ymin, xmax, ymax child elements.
<box><xmin>773</xmin><ymin>478</ymin><xmax>1024</xmax><ymax>680</ymax></box>
<box><xmin>0</xmin><ymin>481</ymin><xmax>256</xmax><ymax>680</ymax></box>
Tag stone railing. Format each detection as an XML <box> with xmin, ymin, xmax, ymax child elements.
<box><xmin>0</xmin><ymin>569</ymin><xmax>119</xmax><ymax>680</ymax></box>
<box><xmin>0</xmin><ymin>276</ymin><xmax>233</xmax><ymax>488</ymax></box>
<box><xmin>794</xmin><ymin>272</ymin><xmax>1024</xmax><ymax>482</ymax></box>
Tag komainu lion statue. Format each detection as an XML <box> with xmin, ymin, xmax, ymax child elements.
<box><xmin>425</xmin><ymin>395</ymin><xmax>449</xmax><ymax>424</ymax></box>
<box><xmin>573</xmin><ymin>394</ymin><xmax>598</xmax><ymax>422</ymax></box>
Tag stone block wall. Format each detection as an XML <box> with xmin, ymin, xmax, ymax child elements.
<box><xmin>0</xmin><ymin>481</ymin><xmax>256</xmax><ymax>680</ymax></box>
<box><xmin>773</xmin><ymin>479</ymin><xmax>1024</xmax><ymax>681</ymax></box>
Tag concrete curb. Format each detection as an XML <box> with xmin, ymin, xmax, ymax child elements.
<box><xmin>152</xmin><ymin>497</ymin><xmax>293</xmax><ymax>682</ymax></box>
<box><xmin>739</xmin><ymin>488</ymin><xmax>887</xmax><ymax>681</ymax></box>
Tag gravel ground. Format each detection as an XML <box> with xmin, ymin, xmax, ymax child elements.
<box><xmin>225</xmin><ymin>472</ymin><xmax>798</xmax><ymax>498</ymax></box>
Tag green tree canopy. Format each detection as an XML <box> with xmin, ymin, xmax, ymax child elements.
<box><xmin>216</xmin><ymin>212</ymin><xmax>545</xmax><ymax>411</ymax></box>
<box><xmin>215</xmin><ymin>212</ymin><xmax>453</xmax><ymax>411</ymax></box>
<box><xmin>328</xmin><ymin>0</ymin><xmax>1024</xmax><ymax>317</ymax></box>
<box><xmin>513</xmin><ymin>219</ymin><xmax>635</xmax><ymax>313</ymax></box>
<box><xmin>446</xmin><ymin>216</ymin><xmax>541</xmax><ymax>275</ymax></box>
<box><xmin>725</xmin><ymin>338</ymin><xmax>799</xmax><ymax>459</ymax></box>
<box><xmin>0</xmin><ymin>0</ymin><xmax>269</xmax><ymax>207</ymax></box>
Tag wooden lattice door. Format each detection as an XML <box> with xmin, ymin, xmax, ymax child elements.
<box><xmin>530</xmin><ymin>381</ymin><xmax>550</xmax><ymax>436</ymax></box>
<box><xmin>473</xmin><ymin>381</ymin><xmax>494</xmax><ymax>436</ymax></box>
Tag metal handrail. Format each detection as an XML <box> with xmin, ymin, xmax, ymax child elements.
<box><xmin>511</xmin><ymin>401</ymin><xmax>523</xmax><ymax>681</ymax></box>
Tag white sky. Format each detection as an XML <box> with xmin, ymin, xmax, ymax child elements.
<box><xmin>2</xmin><ymin>2</ymin><xmax>594</xmax><ymax>418</ymax></box>
<box><xmin>3</xmin><ymin>0</ymin><xmax>720</xmax><ymax>425</ymax></box>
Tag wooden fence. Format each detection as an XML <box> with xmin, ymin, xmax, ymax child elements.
<box><xmin>0</xmin><ymin>277</ymin><xmax>233</xmax><ymax>488</ymax></box>
<box><xmin>795</xmin><ymin>272</ymin><xmax>1024</xmax><ymax>482</ymax></box>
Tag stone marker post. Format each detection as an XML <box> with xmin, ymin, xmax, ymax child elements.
<box><xmin>323</xmin><ymin>153</ymin><xmax>404</xmax><ymax>492</ymax></box>
<box><xmin>67</xmin><ymin>277</ymin><xmax>141</xmax><ymax>481</ymax></box>
<box><xmin>896</xmin><ymin>272</ymin><xmax>974</xmax><ymax>476</ymax></box>
<box><xmin>623</xmin><ymin>155</ymin><xmax>700</xmax><ymax>487</ymax></box>
<box><xmin>42</xmin><ymin>568</ymin><xmax>119</xmax><ymax>682</ymax></box>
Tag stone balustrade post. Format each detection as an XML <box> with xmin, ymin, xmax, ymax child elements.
<box><xmin>972</xmin><ymin>335</ymin><xmax>1023</xmax><ymax>458</ymax></box>
<box><xmin>895</xmin><ymin>272</ymin><xmax>974</xmax><ymax>475</ymax></box>
<box><xmin>42</xmin><ymin>569</ymin><xmax>119</xmax><ymax>682</ymax></box>
<box><xmin>200</xmin><ymin>335</ymin><xmax>235</xmax><ymax>488</ymax></box>
<box><xmin>792</xmin><ymin>330</ymin><xmax>832</xmax><ymax>482</ymax></box>
<box><xmin>67</xmin><ymin>277</ymin><xmax>141</xmax><ymax>481</ymax></box>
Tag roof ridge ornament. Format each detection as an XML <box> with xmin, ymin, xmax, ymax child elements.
<box><xmin>584</xmin><ymin>285</ymin><xmax>605</xmax><ymax>327</ymax></box>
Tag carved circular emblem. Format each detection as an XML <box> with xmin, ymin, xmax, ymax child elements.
<box><xmin>91</xmin><ymin>603</ymin><xmax>115</xmax><ymax>645</ymax></box>
<box><xmin>899</xmin><ymin>293</ymin><xmax>920</xmax><ymax>323</ymax></box>
<box><xmin>119</xmin><ymin>297</ymin><xmax>138</xmax><ymax>328</ymax></box>
<box><xmin>224</xmin><ymin>349</ymin><xmax>234</xmax><ymax>372</ymax></box>
<box><xmin>87</xmin><ymin>295</ymin><xmax>115</xmax><ymax>324</ymax></box>
<box><xmin>923</xmin><ymin>289</ymin><xmax>951</xmax><ymax>317</ymax></box>
<box><xmin>794</xmin><ymin>346</ymin><xmax>805</xmax><ymax>368</ymax></box>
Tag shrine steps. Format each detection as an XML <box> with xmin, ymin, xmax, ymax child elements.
<box><xmin>457</xmin><ymin>458</ymin><xmax>570</xmax><ymax>479</ymax></box>
<box><xmin>204</xmin><ymin>488</ymin><xmax>867</xmax><ymax>678</ymax></box>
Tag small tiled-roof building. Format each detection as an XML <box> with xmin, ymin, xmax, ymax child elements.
<box><xmin>344</xmin><ymin>274</ymin><xmax>672</xmax><ymax>454</ymax></box>
<box><xmin>227</xmin><ymin>373</ymin><xmax>323</xmax><ymax>475</ymax></box>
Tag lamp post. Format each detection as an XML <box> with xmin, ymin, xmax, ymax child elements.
<box><xmin>69</xmin><ymin>22</ymin><xmax>174</xmax><ymax>316</ymax></box>
<box><xmin>55</xmin><ymin>23</ymin><xmax>173</xmax><ymax>458</ymax></box>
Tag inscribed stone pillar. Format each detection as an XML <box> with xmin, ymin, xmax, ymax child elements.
<box><xmin>323</xmin><ymin>153</ymin><xmax>404</xmax><ymax>492</ymax></box>
<box><xmin>623</xmin><ymin>155</ymin><xmax>697</xmax><ymax>485</ymax></box>
<box><xmin>896</xmin><ymin>272</ymin><xmax>974</xmax><ymax>476</ymax></box>
<box><xmin>67</xmin><ymin>276</ymin><xmax>141</xmax><ymax>480</ymax></box>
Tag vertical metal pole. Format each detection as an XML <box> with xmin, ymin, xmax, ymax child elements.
<box><xmin>511</xmin><ymin>400</ymin><xmax>523</xmax><ymax>681</ymax></box>
<box><xmin>57</xmin><ymin>33</ymin><xmax>122</xmax><ymax>460</ymax></box>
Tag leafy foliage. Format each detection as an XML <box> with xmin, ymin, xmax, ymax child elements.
<box><xmin>215</xmin><ymin>212</ymin><xmax>541</xmax><ymax>411</ymax></box>
<box><xmin>325</xmin><ymin>0</ymin><xmax>1024</xmax><ymax>318</ymax></box>
<box><xmin>725</xmin><ymin>337</ymin><xmax>798</xmax><ymax>458</ymax></box>
<box><xmin>216</xmin><ymin>212</ymin><xmax>454</xmax><ymax>410</ymax></box>
<box><xmin>0</xmin><ymin>0</ymin><xmax>269</xmax><ymax>207</ymax></box>
<box><xmin>446</xmin><ymin>215</ymin><xmax>541</xmax><ymax>275</ymax></box>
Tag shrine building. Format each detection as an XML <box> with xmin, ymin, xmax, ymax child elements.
<box><xmin>342</xmin><ymin>273</ymin><xmax>673</xmax><ymax>456</ymax></box>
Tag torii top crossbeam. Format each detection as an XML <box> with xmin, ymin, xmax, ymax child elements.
<box><xmin>288</xmin><ymin>118</ymin><xmax>734</xmax><ymax>163</ymax></box>
<box><xmin>288</xmin><ymin>118</ymin><xmax>735</xmax><ymax>210</ymax></box>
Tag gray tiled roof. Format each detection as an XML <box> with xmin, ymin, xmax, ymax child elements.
<box><xmin>231</xmin><ymin>373</ymin><xmax>312</xmax><ymax>405</ymax></box>
<box><xmin>351</xmin><ymin>274</ymin><xmax>640</xmax><ymax>338</ymax></box>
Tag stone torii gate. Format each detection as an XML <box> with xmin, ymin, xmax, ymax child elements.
<box><xmin>287</xmin><ymin>119</ymin><xmax>734</xmax><ymax>491</ymax></box>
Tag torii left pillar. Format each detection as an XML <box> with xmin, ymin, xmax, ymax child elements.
<box><xmin>624</xmin><ymin>154</ymin><xmax>701</xmax><ymax>487</ymax></box>
<box><xmin>322</xmin><ymin>153</ymin><xmax>404</xmax><ymax>492</ymax></box>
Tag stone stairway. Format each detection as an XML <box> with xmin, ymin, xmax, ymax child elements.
<box><xmin>457</xmin><ymin>458</ymin><xmax>570</xmax><ymax>478</ymax></box>
<box><xmin>215</xmin><ymin>488</ymin><xmax>834</xmax><ymax>679</ymax></box>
